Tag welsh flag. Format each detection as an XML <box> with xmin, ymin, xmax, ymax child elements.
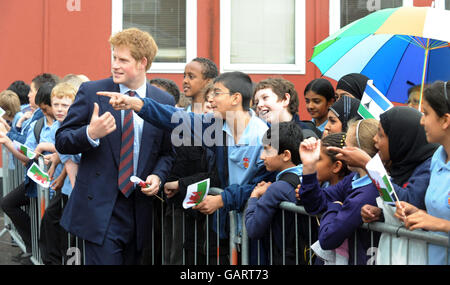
<box><xmin>27</xmin><ymin>162</ymin><xmax>50</xmax><ymax>188</ymax></box>
<box><xmin>183</xmin><ymin>178</ymin><xmax>210</xmax><ymax>209</ymax></box>
<box><xmin>358</xmin><ymin>80</ymin><xmax>393</xmax><ymax>120</ymax></box>
<box><xmin>366</xmin><ymin>154</ymin><xmax>399</xmax><ymax>205</ymax></box>
<box><xmin>13</xmin><ymin>140</ymin><xmax>37</xmax><ymax>159</ymax></box>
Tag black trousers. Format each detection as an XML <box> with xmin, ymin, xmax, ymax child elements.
<box><xmin>39</xmin><ymin>191</ymin><xmax>69</xmax><ymax>265</ymax></box>
<box><xmin>0</xmin><ymin>182</ymin><xmax>32</xmax><ymax>253</ymax></box>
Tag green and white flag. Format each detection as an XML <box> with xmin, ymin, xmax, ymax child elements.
<box><xmin>358</xmin><ymin>80</ymin><xmax>394</xmax><ymax>120</ymax></box>
<box><xmin>366</xmin><ymin>154</ymin><xmax>399</xmax><ymax>205</ymax></box>
<box><xmin>13</xmin><ymin>140</ymin><xmax>37</xmax><ymax>159</ymax></box>
<box><xmin>27</xmin><ymin>162</ymin><xmax>50</xmax><ymax>188</ymax></box>
<box><xmin>0</xmin><ymin>107</ymin><xmax>5</xmax><ymax>118</ymax></box>
<box><xmin>183</xmin><ymin>178</ymin><xmax>210</xmax><ymax>209</ymax></box>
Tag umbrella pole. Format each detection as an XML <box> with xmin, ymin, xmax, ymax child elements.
<box><xmin>418</xmin><ymin>39</ymin><xmax>430</xmax><ymax>112</ymax></box>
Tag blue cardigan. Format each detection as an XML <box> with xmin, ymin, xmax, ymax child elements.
<box><xmin>298</xmin><ymin>172</ymin><xmax>379</xmax><ymax>265</ymax></box>
<box><xmin>392</xmin><ymin>157</ymin><xmax>432</xmax><ymax>210</ymax></box>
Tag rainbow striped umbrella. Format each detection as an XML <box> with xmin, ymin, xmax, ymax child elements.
<box><xmin>311</xmin><ymin>6</ymin><xmax>450</xmax><ymax>106</ymax></box>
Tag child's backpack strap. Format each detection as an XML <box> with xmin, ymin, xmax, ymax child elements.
<box><xmin>33</xmin><ymin>117</ymin><xmax>45</xmax><ymax>143</ymax></box>
<box><xmin>277</xmin><ymin>172</ymin><xmax>301</xmax><ymax>188</ymax></box>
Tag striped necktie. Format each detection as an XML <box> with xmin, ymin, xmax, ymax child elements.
<box><xmin>118</xmin><ymin>90</ymin><xmax>135</xmax><ymax>197</ymax></box>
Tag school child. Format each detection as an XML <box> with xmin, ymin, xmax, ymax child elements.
<box><xmin>323</xmin><ymin>96</ymin><xmax>362</xmax><ymax>137</ymax></box>
<box><xmin>149</xmin><ymin>78</ymin><xmax>181</xmax><ymax>108</ymax></box>
<box><xmin>303</xmin><ymin>78</ymin><xmax>335</xmax><ymax>135</ymax></box>
<box><xmin>395</xmin><ymin>81</ymin><xmax>450</xmax><ymax>265</ymax></box>
<box><xmin>183</xmin><ymin>57</ymin><xmax>219</xmax><ymax>113</ymax></box>
<box><xmin>0</xmin><ymin>82</ymin><xmax>58</xmax><ymax>264</ymax></box>
<box><xmin>0</xmin><ymin>90</ymin><xmax>21</xmax><ymax>125</ymax></box>
<box><xmin>335</xmin><ymin>73</ymin><xmax>369</xmax><ymax>100</ymax></box>
<box><xmin>253</xmin><ymin>77</ymin><xmax>321</xmax><ymax>138</ymax></box>
<box><xmin>8</xmin><ymin>73</ymin><xmax>59</xmax><ymax>144</ymax></box>
<box><xmin>297</xmin><ymin>119</ymin><xmax>380</xmax><ymax>265</ymax></box>
<box><xmin>98</xmin><ymin>71</ymin><xmax>276</xmax><ymax>264</ymax></box>
<box><xmin>156</xmin><ymin>58</ymin><xmax>218</xmax><ymax>265</ymax></box>
<box><xmin>316</xmin><ymin>132</ymin><xmax>350</xmax><ymax>188</ymax></box>
<box><xmin>39</xmin><ymin>82</ymin><xmax>79</xmax><ymax>265</ymax></box>
<box><xmin>355</xmin><ymin>107</ymin><xmax>438</xmax><ymax>224</ymax></box>
<box><xmin>202</xmin><ymin>82</ymin><xmax>214</xmax><ymax>114</ymax></box>
<box><xmin>245</xmin><ymin>121</ymin><xmax>318</xmax><ymax>265</ymax></box>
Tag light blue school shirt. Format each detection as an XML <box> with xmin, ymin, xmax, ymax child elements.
<box><xmin>425</xmin><ymin>146</ymin><xmax>450</xmax><ymax>265</ymax></box>
<box><xmin>59</xmin><ymin>153</ymin><xmax>81</xmax><ymax>197</ymax></box>
<box><xmin>312</xmin><ymin>118</ymin><xmax>328</xmax><ymax>133</ymax></box>
<box><xmin>24</xmin><ymin>118</ymin><xmax>60</xmax><ymax>151</ymax></box>
<box><xmin>24</xmin><ymin>118</ymin><xmax>59</xmax><ymax>197</ymax></box>
<box><xmin>223</xmin><ymin>110</ymin><xmax>268</xmax><ymax>186</ymax></box>
<box><xmin>87</xmin><ymin>83</ymin><xmax>145</xmax><ymax>179</ymax></box>
<box><xmin>351</xmin><ymin>173</ymin><xmax>372</xmax><ymax>189</ymax></box>
<box><xmin>275</xmin><ymin>165</ymin><xmax>303</xmax><ymax>181</ymax></box>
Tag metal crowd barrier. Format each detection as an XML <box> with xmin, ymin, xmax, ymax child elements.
<box><xmin>1</xmin><ymin>146</ymin><xmax>84</xmax><ymax>265</ymax></box>
<box><xmin>2</xmin><ymin>144</ymin><xmax>449</xmax><ymax>265</ymax></box>
<box><xmin>1</xmin><ymin>146</ymin><xmax>27</xmax><ymax>254</ymax></box>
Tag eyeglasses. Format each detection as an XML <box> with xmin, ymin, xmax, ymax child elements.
<box><xmin>212</xmin><ymin>91</ymin><xmax>232</xmax><ymax>97</ymax></box>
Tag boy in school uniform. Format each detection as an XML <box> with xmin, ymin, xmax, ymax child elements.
<box><xmin>0</xmin><ymin>82</ymin><xmax>58</xmax><ymax>264</ymax></box>
<box><xmin>39</xmin><ymin>82</ymin><xmax>79</xmax><ymax>265</ymax></box>
<box><xmin>244</xmin><ymin>121</ymin><xmax>315</xmax><ymax>265</ymax></box>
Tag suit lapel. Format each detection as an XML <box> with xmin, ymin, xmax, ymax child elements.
<box><xmin>98</xmin><ymin>83</ymin><xmax>122</xmax><ymax>168</ymax></box>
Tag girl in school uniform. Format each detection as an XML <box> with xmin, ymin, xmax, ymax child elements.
<box><xmin>297</xmin><ymin>119</ymin><xmax>380</xmax><ymax>265</ymax></box>
<box><xmin>358</xmin><ymin>107</ymin><xmax>438</xmax><ymax>222</ymax></box>
<box><xmin>304</xmin><ymin>78</ymin><xmax>335</xmax><ymax>135</ymax></box>
<box><xmin>323</xmin><ymin>96</ymin><xmax>362</xmax><ymax>138</ymax></box>
<box><xmin>395</xmin><ymin>81</ymin><xmax>450</xmax><ymax>265</ymax></box>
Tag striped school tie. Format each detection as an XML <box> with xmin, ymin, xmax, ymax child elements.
<box><xmin>118</xmin><ymin>90</ymin><xmax>135</xmax><ymax>197</ymax></box>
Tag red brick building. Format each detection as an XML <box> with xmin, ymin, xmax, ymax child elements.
<box><xmin>0</xmin><ymin>0</ymin><xmax>444</xmax><ymax>167</ymax></box>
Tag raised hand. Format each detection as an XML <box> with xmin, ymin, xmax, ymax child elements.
<box><xmin>299</xmin><ymin>137</ymin><xmax>321</xmax><ymax>174</ymax></box>
<box><xmin>87</xmin><ymin>103</ymin><xmax>116</xmax><ymax>140</ymax></box>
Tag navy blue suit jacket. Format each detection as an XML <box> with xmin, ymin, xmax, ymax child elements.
<box><xmin>55</xmin><ymin>78</ymin><xmax>175</xmax><ymax>249</ymax></box>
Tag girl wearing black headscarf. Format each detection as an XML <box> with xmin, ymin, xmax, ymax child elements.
<box><xmin>360</xmin><ymin>106</ymin><xmax>438</xmax><ymax>224</ymax></box>
<box><xmin>335</xmin><ymin>73</ymin><xmax>369</xmax><ymax>100</ymax></box>
<box><xmin>323</xmin><ymin>96</ymin><xmax>363</xmax><ymax>137</ymax></box>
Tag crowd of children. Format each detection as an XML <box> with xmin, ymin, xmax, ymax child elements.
<box><xmin>0</xmin><ymin>27</ymin><xmax>448</xmax><ymax>266</ymax></box>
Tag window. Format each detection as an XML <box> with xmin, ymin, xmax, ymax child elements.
<box><xmin>329</xmin><ymin>0</ymin><xmax>413</xmax><ymax>35</ymax></box>
<box><xmin>220</xmin><ymin>0</ymin><xmax>306</xmax><ymax>74</ymax></box>
<box><xmin>432</xmin><ymin>0</ymin><xmax>449</xmax><ymax>9</ymax></box>
<box><xmin>111</xmin><ymin>0</ymin><xmax>197</xmax><ymax>73</ymax></box>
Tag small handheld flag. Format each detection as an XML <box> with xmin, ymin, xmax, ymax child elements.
<box><xmin>0</xmin><ymin>107</ymin><xmax>5</xmax><ymax>118</ymax></box>
<box><xmin>27</xmin><ymin>162</ymin><xmax>50</xmax><ymax>188</ymax></box>
<box><xmin>183</xmin><ymin>178</ymin><xmax>210</xmax><ymax>209</ymax></box>
<box><xmin>13</xmin><ymin>140</ymin><xmax>37</xmax><ymax>159</ymax></box>
<box><xmin>358</xmin><ymin>80</ymin><xmax>393</xmax><ymax>120</ymax></box>
<box><xmin>365</xmin><ymin>154</ymin><xmax>400</xmax><ymax>205</ymax></box>
<box><xmin>130</xmin><ymin>176</ymin><xmax>164</xmax><ymax>202</ymax></box>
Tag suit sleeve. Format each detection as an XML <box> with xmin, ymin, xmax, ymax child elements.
<box><xmin>55</xmin><ymin>84</ymin><xmax>95</xmax><ymax>155</ymax></box>
<box><xmin>151</xmin><ymin>123</ymin><xmax>175</xmax><ymax>187</ymax></box>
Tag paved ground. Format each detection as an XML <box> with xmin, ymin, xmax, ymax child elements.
<box><xmin>0</xmin><ymin>210</ymin><xmax>23</xmax><ymax>265</ymax></box>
